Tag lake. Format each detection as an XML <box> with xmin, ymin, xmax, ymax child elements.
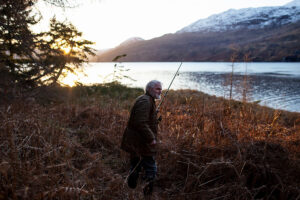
<box><xmin>69</xmin><ymin>62</ymin><xmax>300</xmax><ymax>113</ymax></box>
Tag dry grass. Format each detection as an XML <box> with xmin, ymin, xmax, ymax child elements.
<box><xmin>0</xmin><ymin>84</ymin><xmax>300</xmax><ymax>199</ymax></box>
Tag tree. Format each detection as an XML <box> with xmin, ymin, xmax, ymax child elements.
<box><xmin>0</xmin><ymin>0</ymin><xmax>95</xmax><ymax>92</ymax></box>
<box><xmin>36</xmin><ymin>17</ymin><xmax>95</xmax><ymax>85</ymax></box>
<box><xmin>0</xmin><ymin>0</ymin><xmax>39</xmax><ymax>87</ymax></box>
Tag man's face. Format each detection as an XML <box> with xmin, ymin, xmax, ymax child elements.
<box><xmin>151</xmin><ymin>83</ymin><xmax>162</xmax><ymax>99</ymax></box>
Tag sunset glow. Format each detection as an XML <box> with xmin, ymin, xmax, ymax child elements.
<box><xmin>60</xmin><ymin>72</ymin><xmax>78</xmax><ymax>87</ymax></box>
<box><xmin>61</xmin><ymin>46</ymin><xmax>71</xmax><ymax>54</ymax></box>
<box><xmin>34</xmin><ymin>0</ymin><xmax>293</xmax><ymax>50</ymax></box>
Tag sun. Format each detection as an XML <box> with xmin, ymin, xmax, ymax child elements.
<box><xmin>60</xmin><ymin>72</ymin><xmax>78</xmax><ymax>87</ymax></box>
<box><xmin>60</xmin><ymin>46</ymin><xmax>71</xmax><ymax>54</ymax></box>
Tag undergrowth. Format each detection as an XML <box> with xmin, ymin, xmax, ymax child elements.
<box><xmin>0</xmin><ymin>83</ymin><xmax>300</xmax><ymax>199</ymax></box>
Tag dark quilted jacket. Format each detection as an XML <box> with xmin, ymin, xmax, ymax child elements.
<box><xmin>121</xmin><ymin>93</ymin><xmax>158</xmax><ymax>156</ymax></box>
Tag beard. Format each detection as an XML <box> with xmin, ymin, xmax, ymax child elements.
<box><xmin>149</xmin><ymin>91</ymin><xmax>161</xmax><ymax>99</ymax></box>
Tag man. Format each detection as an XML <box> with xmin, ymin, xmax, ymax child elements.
<box><xmin>121</xmin><ymin>80</ymin><xmax>162</xmax><ymax>196</ymax></box>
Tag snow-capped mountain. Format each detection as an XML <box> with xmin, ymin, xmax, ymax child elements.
<box><xmin>178</xmin><ymin>0</ymin><xmax>300</xmax><ymax>33</ymax></box>
<box><xmin>285</xmin><ymin>0</ymin><xmax>300</xmax><ymax>7</ymax></box>
<box><xmin>95</xmin><ymin>0</ymin><xmax>300</xmax><ymax>62</ymax></box>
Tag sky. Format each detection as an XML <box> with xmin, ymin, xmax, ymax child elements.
<box><xmin>34</xmin><ymin>0</ymin><xmax>294</xmax><ymax>50</ymax></box>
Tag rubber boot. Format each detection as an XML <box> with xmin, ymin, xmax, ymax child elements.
<box><xmin>143</xmin><ymin>179</ymin><xmax>154</xmax><ymax>196</ymax></box>
<box><xmin>127</xmin><ymin>170</ymin><xmax>139</xmax><ymax>189</ymax></box>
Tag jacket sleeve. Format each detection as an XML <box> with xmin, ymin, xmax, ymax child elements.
<box><xmin>133</xmin><ymin>97</ymin><xmax>155</xmax><ymax>143</ymax></box>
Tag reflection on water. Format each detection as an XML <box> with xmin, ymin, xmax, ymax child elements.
<box><xmin>74</xmin><ymin>62</ymin><xmax>300</xmax><ymax>113</ymax></box>
<box><xmin>183</xmin><ymin>72</ymin><xmax>300</xmax><ymax>112</ymax></box>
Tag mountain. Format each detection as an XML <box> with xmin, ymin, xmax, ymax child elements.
<box><xmin>286</xmin><ymin>0</ymin><xmax>300</xmax><ymax>6</ymax></box>
<box><xmin>177</xmin><ymin>1</ymin><xmax>300</xmax><ymax>33</ymax></box>
<box><xmin>88</xmin><ymin>49</ymin><xmax>111</xmax><ymax>62</ymax></box>
<box><xmin>95</xmin><ymin>0</ymin><xmax>300</xmax><ymax>62</ymax></box>
<box><xmin>118</xmin><ymin>37</ymin><xmax>144</xmax><ymax>47</ymax></box>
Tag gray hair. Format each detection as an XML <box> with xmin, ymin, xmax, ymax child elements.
<box><xmin>145</xmin><ymin>80</ymin><xmax>162</xmax><ymax>93</ymax></box>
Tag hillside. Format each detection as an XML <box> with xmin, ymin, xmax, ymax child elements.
<box><xmin>178</xmin><ymin>2</ymin><xmax>300</xmax><ymax>33</ymax></box>
<box><xmin>95</xmin><ymin>21</ymin><xmax>300</xmax><ymax>62</ymax></box>
<box><xmin>94</xmin><ymin>1</ymin><xmax>300</xmax><ymax>62</ymax></box>
<box><xmin>1</xmin><ymin>83</ymin><xmax>300</xmax><ymax>199</ymax></box>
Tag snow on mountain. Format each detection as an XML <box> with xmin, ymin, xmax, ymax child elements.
<box><xmin>177</xmin><ymin>0</ymin><xmax>300</xmax><ymax>33</ymax></box>
<box><xmin>285</xmin><ymin>0</ymin><xmax>300</xmax><ymax>7</ymax></box>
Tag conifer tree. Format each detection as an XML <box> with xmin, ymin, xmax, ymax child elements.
<box><xmin>0</xmin><ymin>0</ymin><xmax>39</xmax><ymax>87</ymax></box>
<box><xmin>36</xmin><ymin>17</ymin><xmax>95</xmax><ymax>85</ymax></box>
<box><xmin>0</xmin><ymin>0</ymin><xmax>95</xmax><ymax>91</ymax></box>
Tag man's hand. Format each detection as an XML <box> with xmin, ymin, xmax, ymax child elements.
<box><xmin>157</xmin><ymin>115</ymin><xmax>162</xmax><ymax>122</ymax></box>
<box><xmin>150</xmin><ymin>139</ymin><xmax>157</xmax><ymax>145</ymax></box>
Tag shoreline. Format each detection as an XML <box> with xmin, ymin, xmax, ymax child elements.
<box><xmin>74</xmin><ymin>62</ymin><xmax>300</xmax><ymax>113</ymax></box>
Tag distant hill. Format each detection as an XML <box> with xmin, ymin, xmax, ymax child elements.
<box><xmin>118</xmin><ymin>37</ymin><xmax>144</xmax><ymax>47</ymax></box>
<box><xmin>94</xmin><ymin>0</ymin><xmax>300</xmax><ymax>62</ymax></box>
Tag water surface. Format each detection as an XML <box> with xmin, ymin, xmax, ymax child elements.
<box><xmin>76</xmin><ymin>62</ymin><xmax>300</xmax><ymax>112</ymax></box>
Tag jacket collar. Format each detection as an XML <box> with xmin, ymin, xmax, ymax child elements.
<box><xmin>145</xmin><ymin>91</ymin><xmax>155</xmax><ymax>102</ymax></box>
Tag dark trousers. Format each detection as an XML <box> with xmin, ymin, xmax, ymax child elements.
<box><xmin>130</xmin><ymin>155</ymin><xmax>157</xmax><ymax>180</ymax></box>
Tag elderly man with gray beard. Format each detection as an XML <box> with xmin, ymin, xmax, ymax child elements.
<box><xmin>121</xmin><ymin>80</ymin><xmax>162</xmax><ymax>197</ymax></box>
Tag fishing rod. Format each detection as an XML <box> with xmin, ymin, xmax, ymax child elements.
<box><xmin>156</xmin><ymin>62</ymin><xmax>183</xmax><ymax>113</ymax></box>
